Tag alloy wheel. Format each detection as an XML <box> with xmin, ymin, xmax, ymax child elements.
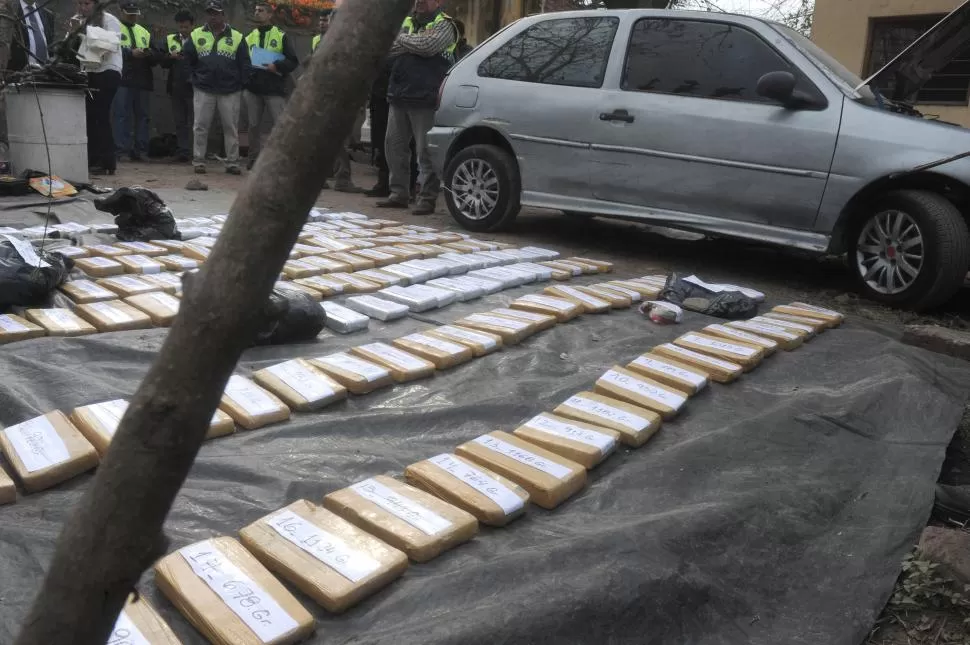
<box><xmin>855</xmin><ymin>209</ymin><xmax>925</xmax><ymax>295</ymax></box>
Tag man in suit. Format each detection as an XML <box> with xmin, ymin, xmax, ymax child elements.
<box><xmin>8</xmin><ymin>0</ymin><xmax>55</xmax><ymax>73</ymax></box>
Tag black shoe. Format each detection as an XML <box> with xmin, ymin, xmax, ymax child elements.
<box><xmin>376</xmin><ymin>197</ymin><xmax>409</xmax><ymax>209</ymax></box>
<box><xmin>364</xmin><ymin>182</ymin><xmax>390</xmax><ymax>198</ymax></box>
<box><xmin>412</xmin><ymin>201</ymin><xmax>436</xmax><ymax>216</ymax></box>
<box><xmin>246</xmin><ymin>157</ymin><xmax>256</xmax><ymax>170</ymax></box>
<box><xmin>129</xmin><ymin>152</ymin><xmax>143</xmax><ymax>162</ymax></box>
<box><xmin>334</xmin><ymin>182</ymin><xmax>363</xmax><ymax>194</ymax></box>
<box><xmin>176</xmin><ymin>154</ymin><xmax>190</xmax><ymax>163</ymax></box>
<box><xmin>226</xmin><ymin>165</ymin><xmax>242</xmax><ymax>175</ymax></box>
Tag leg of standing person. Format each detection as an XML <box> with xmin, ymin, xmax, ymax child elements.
<box><xmin>217</xmin><ymin>91</ymin><xmax>242</xmax><ymax>174</ymax></box>
<box><xmin>171</xmin><ymin>91</ymin><xmax>191</xmax><ymax>161</ymax></box>
<box><xmin>332</xmin><ymin>134</ymin><xmax>361</xmax><ymax>193</ymax></box>
<box><xmin>89</xmin><ymin>71</ymin><xmax>121</xmax><ymax>173</ymax></box>
<box><xmin>409</xmin><ymin>139</ymin><xmax>418</xmax><ymax>202</ymax></box>
<box><xmin>377</xmin><ymin>103</ymin><xmax>412</xmax><ymax>208</ymax></box>
<box><xmin>410</xmin><ymin>107</ymin><xmax>439</xmax><ymax>215</ymax></box>
<box><xmin>192</xmin><ymin>89</ymin><xmax>217</xmax><ymax>173</ymax></box>
<box><xmin>112</xmin><ymin>86</ymin><xmax>131</xmax><ymax>158</ymax></box>
<box><xmin>243</xmin><ymin>90</ymin><xmax>264</xmax><ymax>169</ymax></box>
<box><xmin>365</xmin><ymin>96</ymin><xmax>389</xmax><ymax>197</ymax></box>
<box><xmin>131</xmin><ymin>88</ymin><xmax>150</xmax><ymax>160</ymax></box>
<box><xmin>86</xmin><ymin>78</ymin><xmax>98</xmax><ymax>169</ymax></box>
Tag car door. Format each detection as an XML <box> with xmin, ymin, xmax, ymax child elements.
<box><xmin>474</xmin><ymin>15</ymin><xmax>620</xmax><ymax>203</ymax></box>
<box><xmin>590</xmin><ymin>17</ymin><xmax>842</xmax><ymax>232</ymax></box>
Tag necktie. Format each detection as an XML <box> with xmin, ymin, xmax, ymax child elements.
<box><xmin>26</xmin><ymin>7</ymin><xmax>47</xmax><ymax>63</ymax></box>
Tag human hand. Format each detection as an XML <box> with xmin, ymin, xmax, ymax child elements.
<box><xmin>266</xmin><ymin>63</ymin><xmax>278</xmax><ymax>74</ymax></box>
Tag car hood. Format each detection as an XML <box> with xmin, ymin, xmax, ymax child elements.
<box><xmin>859</xmin><ymin>0</ymin><xmax>970</xmax><ymax>101</ymax></box>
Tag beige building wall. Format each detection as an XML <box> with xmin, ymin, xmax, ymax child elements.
<box><xmin>812</xmin><ymin>0</ymin><xmax>969</xmax><ymax>126</ymax></box>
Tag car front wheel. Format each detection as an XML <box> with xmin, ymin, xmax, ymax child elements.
<box><xmin>444</xmin><ymin>144</ymin><xmax>521</xmax><ymax>232</ymax></box>
<box><xmin>849</xmin><ymin>189</ymin><xmax>969</xmax><ymax>311</ymax></box>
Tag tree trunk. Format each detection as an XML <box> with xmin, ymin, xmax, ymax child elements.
<box><xmin>13</xmin><ymin>1</ymin><xmax>412</xmax><ymax>643</ymax></box>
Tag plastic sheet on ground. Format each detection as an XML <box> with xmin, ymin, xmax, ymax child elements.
<box><xmin>0</xmin><ymin>282</ymin><xmax>967</xmax><ymax>645</ymax></box>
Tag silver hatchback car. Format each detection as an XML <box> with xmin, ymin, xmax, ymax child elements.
<box><xmin>428</xmin><ymin>8</ymin><xmax>970</xmax><ymax>310</ymax></box>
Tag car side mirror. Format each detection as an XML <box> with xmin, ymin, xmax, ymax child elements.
<box><xmin>757</xmin><ymin>70</ymin><xmax>825</xmax><ymax>110</ymax></box>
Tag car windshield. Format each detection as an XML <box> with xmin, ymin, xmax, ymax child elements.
<box><xmin>769</xmin><ymin>23</ymin><xmax>877</xmax><ymax>103</ymax></box>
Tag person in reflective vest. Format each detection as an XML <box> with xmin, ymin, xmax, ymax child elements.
<box><xmin>112</xmin><ymin>0</ymin><xmax>155</xmax><ymax>162</ymax></box>
<box><xmin>162</xmin><ymin>10</ymin><xmax>195</xmax><ymax>162</ymax></box>
<box><xmin>376</xmin><ymin>0</ymin><xmax>457</xmax><ymax>216</ymax></box>
<box><xmin>182</xmin><ymin>0</ymin><xmax>251</xmax><ymax>175</ymax></box>
<box><xmin>243</xmin><ymin>1</ymin><xmax>298</xmax><ymax>170</ymax></box>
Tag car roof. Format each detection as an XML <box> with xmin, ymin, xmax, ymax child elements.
<box><xmin>514</xmin><ymin>8</ymin><xmax>774</xmax><ymax>28</ymax></box>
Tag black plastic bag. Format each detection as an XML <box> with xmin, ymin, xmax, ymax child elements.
<box><xmin>0</xmin><ymin>238</ymin><xmax>73</xmax><ymax>308</ymax></box>
<box><xmin>253</xmin><ymin>289</ymin><xmax>326</xmax><ymax>346</ymax></box>
<box><xmin>94</xmin><ymin>186</ymin><xmax>180</xmax><ymax>241</ymax></box>
<box><xmin>659</xmin><ymin>272</ymin><xmax>759</xmax><ymax>320</ymax></box>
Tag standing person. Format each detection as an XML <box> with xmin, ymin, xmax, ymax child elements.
<box><xmin>377</xmin><ymin>0</ymin><xmax>458</xmax><ymax>215</ymax></box>
<box><xmin>162</xmin><ymin>10</ymin><xmax>195</xmax><ymax>162</ymax></box>
<box><xmin>365</xmin><ymin>55</ymin><xmax>392</xmax><ymax>197</ymax></box>
<box><xmin>112</xmin><ymin>0</ymin><xmax>155</xmax><ymax>162</ymax></box>
<box><xmin>454</xmin><ymin>19</ymin><xmax>472</xmax><ymax>60</ymax></box>
<box><xmin>182</xmin><ymin>0</ymin><xmax>250</xmax><ymax>175</ymax></box>
<box><xmin>243</xmin><ymin>1</ymin><xmax>298</xmax><ymax>170</ymax></box>
<box><xmin>70</xmin><ymin>0</ymin><xmax>123</xmax><ymax>175</ymax></box>
<box><xmin>8</xmin><ymin>0</ymin><xmax>54</xmax><ymax>72</ymax></box>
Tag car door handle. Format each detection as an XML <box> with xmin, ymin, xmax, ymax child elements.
<box><xmin>599</xmin><ymin>109</ymin><xmax>635</xmax><ymax>123</ymax></box>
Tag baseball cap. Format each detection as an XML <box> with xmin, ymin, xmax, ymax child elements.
<box><xmin>205</xmin><ymin>0</ymin><xmax>225</xmax><ymax>13</ymax></box>
<box><xmin>119</xmin><ymin>0</ymin><xmax>141</xmax><ymax>14</ymax></box>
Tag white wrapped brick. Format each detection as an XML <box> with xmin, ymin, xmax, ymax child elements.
<box><xmin>344</xmin><ymin>295</ymin><xmax>410</xmax><ymax>321</ymax></box>
<box><xmin>405</xmin><ymin>284</ymin><xmax>456</xmax><ymax>308</ymax></box>
<box><xmin>454</xmin><ymin>275</ymin><xmax>504</xmax><ymax>295</ymax></box>
<box><xmin>426</xmin><ymin>278</ymin><xmax>482</xmax><ymax>302</ymax></box>
<box><xmin>321</xmin><ymin>301</ymin><xmax>370</xmax><ymax>333</ymax></box>
<box><xmin>378</xmin><ymin>286</ymin><xmax>438</xmax><ymax>312</ymax></box>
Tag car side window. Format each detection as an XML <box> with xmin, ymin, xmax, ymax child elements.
<box><xmin>622</xmin><ymin>18</ymin><xmax>808</xmax><ymax>103</ymax></box>
<box><xmin>478</xmin><ymin>17</ymin><xmax>619</xmax><ymax>89</ymax></box>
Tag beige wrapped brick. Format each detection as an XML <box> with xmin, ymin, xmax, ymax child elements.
<box><xmin>725</xmin><ymin>320</ymin><xmax>804</xmax><ymax>350</ymax></box>
<box><xmin>219</xmin><ymin>376</ymin><xmax>290</xmax><ymax>430</ymax></box>
<box><xmin>323</xmin><ymin>475</ymin><xmax>478</xmax><ymax>563</ymax></box>
<box><xmin>252</xmin><ymin>359</ymin><xmax>348</xmax><ymax>412</ymax></box>
<box><xmin>509</xmin><ymin>294</ymin><xmax>583</xmax><ymax>322</ymax></box>
<box><xmin>392</xmin><ymin>333</ymin><xmax>474</xmax><ymax>370</ymax></box>
<box><xmin>116</xmin><ymin>241</ymin><xmax>167</xmax><ymax>257</ymax></box>
<box><xmin>568</xmin><ymin>257</ymin><xmax>613</xmax><ymax>273</ymax></box>
<box><xmin>425</xmin><ymin>325</ymin><xmax>502</xmax><ymax>357</ymax></box>
<box><xmin>787</xmin><ymin>302</ymin><xmax>844</xmax><ymax>326</ymax></box>
<box><xmin>153</xmin><ymin>239</ymin><xmax>187</xmax><ymax>252</ymax></box>
<box><xmin>141</xmin><ymin>273</ymin><xmax>184</xmax><ymax>296</ymax></box>
<box><xmin>749</xmin><ymin>316</ymin><xmax>815</xmax><ymax>340</ymax></box>
<box><xmin>594</xmin><ymin>366</ymin><xmax>688</xmax><ymax>420</ymax></box>
<box><xmin>625</xmin><ymin>353</ymin><xmax>709</xmax><ymax>395</ymax></box>
<box><xmin>353</xmin><ymin>268</ymin><xmax>401</xmax><ymax>288</ymax></box>
<box><xmin>456</xmin><ymin>432</ymin><xmax>586</xmax><ymax>510</ymax></box>
<box><xmin>443</xmin><ymin>242</ymin><xmax>479</xmax><ymax>253</ymax></box>
<box><xmin>540</xmin><ymin>261</ymin><xmax>583</xmax><ymax>278</ymax></box>
<box><xmin>673</xmin><ymin>332</ymin><xmax>764</xmax><ymax>371</ymax></box>
<box><xmin>703</xmin><ymin>323</ymin><xmax>778</xmax><ymax>355</ymax></box>
<box><xmin>25</xmin><ymin>308</ymin><xmax>97</xmax><ymax>337</ymax></box>
<box><xmin>763</xmin><ymin>311</ymin><xmax>829</xmax><ymax>333</ymax></box>
<box><xmin>292</xmin><ymin>243</ymin><xmax>328</xmax><ymax>257</ymax></box>
<box><xmin>553</xmin><ymin>391</ymin><xmax>661</xmax><ymax>448</ymax></box>
<box><xmin>281</xmin><ymin>259</ymin><xmax>324</xmax><ymax>280</ymax></box>
<box><xmin>240</xmin><ymin>500</ymin><xmax>408</xmax><ymax>614</ymax></box>
<box><xmin>294</xmin><ymin>276</ymin><xmax>346</xmax><ymax>297</ymax></box>
<box><xmin>274</xmin><ymin>281</ymin><xmax>323</xmax><ymax>301</ymax></box>
<box><xmin>383</xmin><ymin>246</ymin><xmax>423</xmax><ymax>261</ymax></box>
<box><xmin>97</xmin><ymin>275</ymin><xmax>161</xmax><ymax>297</ymax></box>
<box><xmin>70</xmin><ymin>398</ymin><xmax>129</xmax><ymax>456</ymax></box>
<box><xmin>543</xmin><ymin>285</ymin><xmax>611</xmax><ymax>313</ymax></box>
<box><xmin>0</xmin><ymin>411</ymin><xmax>99</xmax><ymax>493</ymax></box>
<box><xmin>322</xmin><ymin>252</ymin><xmax>375</xmax><ymax>271</ymax></box>
<box><xmin>309</xmin><ymin>352</ymin><xmax>393</xmax><ymax>394</ymax></box>
<box><xmin>75</xmin><ymin>301</ymin><xmax>154</xmax><ymax>332</ymax></box>
<box><xmin>125</xmin><ymin>292</ymin><xmax>181</xmax><ymax>326</ymax></box>
<box><xmin>454</xmin><ymin>313</ymin><xmax>534</xmax><ymax>345</ymax></box>
<box><xmin>154</xmin><ymin>536</ymin><xmax>314</xmax><ymax>645</ymax></box>
<box><xmin>208</xmin><ymin>409</ymin><xmax>236</xmax><ymax>439</ymax></box>
<box><xmin>556</xmin><ymin>259</ymin><xmax>599</xmax><ymax>275</ymax></box>
<box><xmin>84</xmin><ymin>244</ymin><xmax>128</xmax><ymax>258</ymax></box>
<box><xmin>0</xmin><ymin>314</ymin><xmax>45</xmax><ymax>344</ymax></box>
<box><xmin>350</xmin><ymin>248</ymin><xmax>397</xmax><ymax>267</ymax></box>
<box><xmin>350</xmin><ymin>342</ymin><xmax>435</xmax><ymax>383</ymax></box>
<box><xmin>59</xmin><ymin>279</ymin><xmax>117</xmax><ymax>304</ymax></box>
<box><xmin>606</xmin><ymin>280</ymin><xmax>661</xmax><ymax>299</ymax></box>
<box><xmin>74</xmin><ymin>256</ymin><xmax>125</xmax><ymax>277</ymax></box>
<box><xmin>117</xmin><ymin>254</ymin><xmax>165</xmax><ymax>274</ymax></box>
<box><xmin>489</xmin><ymin>308</ymin><xmax>558</xmax><ymax>332</ymax></box>
<box><xmin>110</xmin><ymin>595</ymin><xmax>183</xmax><ymax>645</ymax></box>
<box><xmin>513</xmin><ymin>412</ymin><xmax>620</xmax><ymax>469</ymax></box>
<box><xmin>0</xmin><ymin>464</ymin><xmax>15</xmax><ymax>505</ymax></box>
<box><xmin>405</xmin><ymin>453</ymin><xmax>529</xmax><ymax>526</ymax></box>
<box><xmin>181</xmin><ymin>244</ymin><xmax>211</xmax><ymax>262</ymax></box>
<box><xmin>573</xmin><ymin>285</ymin><xmax>631</xmax><ymax>309</ymax></box>
<box><xmin>327</xmin><ymin>272</ymin><xmax>382</xmax><ymax>294</ymax></box>
<box><xmin>650</xmin><ymin>344</ymin><xmax>743</xmax><ymax>383</ymax></box>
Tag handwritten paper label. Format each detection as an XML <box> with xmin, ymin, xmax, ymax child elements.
<box><xmin>106</xmin><ymin>276</ymin><xmax>148</xmax><ymax>291</ymax></box>
<box><xmin>681</xmin><ymin>334</ymin><xmax>757</xmax><ymax>358</ymax></box>
<box><xmin>563</xmin><ymin>394</ymin><xmax>651</xmax><ymax>433</ymax></box>
<box><xmin>180</xmin><ymin>541</ymin><xmax>299</xmax><ymax>642</ymax></box>
<box><xmin>121</xmin><ymin>242</ymin><xmax>160</xmax><ymax>253</ymax></box>
<box><xmin>754</xmin><ymin>316</ymin><xmax>813</xmax><ymax>333</ymax></box>
<box><xmin>87</xmin><ymin>399</ymin><xmax>128</xmax><ymax>438</ymax></box>
<box><xmin>518</xmin><ymin>294</ymin><xmax>573</xmax><ymax>312</ymax></box>
<box><xmin>429</xmin><ymin>453</ymin><xmax>524</xmax><ymax>515</ymax></box>
<box><xmin>265</xmin><ymin>509</ymin><xmax>381</xmax><ymax>583</ymax></box>
<box><xmin>707</xmin><ymin>324</ymin><xmax>774</xmax><ymax>348</ymax></box>
<box><xmin>3</xmin><ymin>415</ymin><xmax>70</xmax><ymax>472</ymax></box>
<box><xmin>555</xmin><ymin>286</ymin><xmax>608</xmax><ymax>308</ymax></box>
<box><xmin>765</xmin><ymin>313</ymin><xmax>820</xmax><ymax>328</ymax></box>
<box><xmin>44</xmin><ymin>309</ymin><xmax>81</xmax><ymax>330</ymax></box>
<box><xmin>0</xmin><ymin>315</ymin><xmax>29</xmax><ymax>333</ymax></box>
<box><xmin>733</xmin><ymin>320</ymin><xmax>797</xmax><ymax>340</ymax></box>
<box><xmin>70</xmin><ymin>280</ymin><xmax>113</xmax><ymax>298</ymax></box>
<box><xmin>91</xmin><ymin>245</ymin><xmax>121</xmax><ymax>255</ymax></box>
<box><xmin>401</xmin><ymin>333</ymin><xmax>465</xmax><ymax>355</ymax></box>
<box><xmin>3</xmin><ymin>234</ymin><xmax>50</xmax><ymax>267</ymax></box>
<box><xmin>434</xmin><ymin>325</ymin><xmax>498</xmax><ymax>350</ymax></box>
<box><xmin>360</xmin><ymin>343</ymin><xmax>427</xmax><ymax>371</ymax></box>
<box><xmin>266</xmin><ymin>361</ymin><xmax>335</xmax><ymax>403</ymax></box>
<box><xmin>600</xmin><ymin>370</ymin><xmax>686</xmax><ymax>410</ymax></box>
<box><xmin>632</xmin><ymin>355</ymin><xmax>708</xmax><ymax>389</ymax></box>
<box><xmin>473</xmin><ymin>435</ymin><xmax>572</xmax><ymax>480</ymax></box>
<box><xmin>350</xmin><ymin>478</ymin><xmax>452</xmax><ymax>535</ymax></box>
<box><xmin>149</xmin><ymin>292</ymin><xmax>180</xmax><ymax>312</ymax></box>
<box><xmin>466</xmin><ymin>314</ymin><xmax>529</xmax><ymax>332</ymax></box>
<box><xmin>316</xmin><ymin>353</ymin><xmax>387</xmax><ymax>382</ymax></box>
<box><xmin>660</xmin><ymin>343</ymin><xmax>740</xmax><ymax>371</ymax></box>
<box><xmin>225</xmin><ymin>376</ymin><xmax>279</xmax><ymax>416</ymax></box>
<box><xmin>792</xmin><ymin>302</ymin><xmax>841</xmax><ymax>317</ymax></box>
<box><xmin>524</xmin><ymin>413</ymin><xmax>616</xmax><ymax>454</ymax></box>
<box><xmin>85</xmin><ymin>257</ymin><xmax>119</xmax><ymax>268</ymax></box>
<box><xmin>492</xmin><ymin>308</ymin><xmax>547</xmax><ymax>323</ymax></box>
<box><xmin>89</xmin><ymin>302</ymin><xmax>132</xmax><ymax>324</ymax></box>
<box><xmin>107</xmin><ymin>610</ymin><xmax>151</xmax><ymax>645</ymax></box>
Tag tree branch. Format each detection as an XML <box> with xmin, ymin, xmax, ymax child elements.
<box><xmin>13</xmin><ymin>1</ymin><xmax>412</xmax><ymax>643</ymax></box>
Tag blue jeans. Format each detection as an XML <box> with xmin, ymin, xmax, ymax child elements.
<box><xmin>112</xmin><ymin>87</ymin><xmax>150</xmax><ymax>156</ymax></box>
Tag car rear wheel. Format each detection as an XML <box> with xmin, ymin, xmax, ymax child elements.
<box><xmin>444</xmin><ymin>144</ymin><xmax>521</xmax><ymax>232</ymax></box>
<box><xmin>848</xmin><ymin>189</ymin><xmax>969</xmax><ymax>311</ymax></box>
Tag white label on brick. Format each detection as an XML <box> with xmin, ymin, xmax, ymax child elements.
<box><xmin>164</xmin><ymin>256</ymin><xmax>197</xmax><ymax>268</ymax></box>
<box><xmin>122</xmin><ymin>242</ymin><xmax>158</xmax><ymax>252</ymax></box>
<box><xmin>3</xmin><ymin>415</ymin><xmax>70</xmax><ymax>472</ymax></box>
<box><xmin>603</xmin><ymin>284</ymin><xmax>641</xmax><ymax>300</ymax></box>
<box><xmin>428</xmin><ymin>453</ymin><xmax>524</xmax><ymax>515</ymax></box>
<box><xmin>402</xmin><ymin>333</ymin><xmax>465</xmax><ymax>355</ymax></box>
<box><xmin>92</xmin><ymin>245</ymin><xmax>119</xmax><ymax>254</ymax></box>
<box><xmin>317</xmin><ymin>353</ymin><xmax>387</xmax><ymax>382</ymax></box>
<box><xmin>125</xmin><ymin>255</ymin><xmax>161</xmax><ymax>274</ymax></box>
<box><xmin>0</xmin><ymin>315</ymin><xmax>28</xmax><ymax>333</ymax></box>
<box><xmin>492</xmin><ymin>308</ymin><xmax>546</xmax><ymax>323</ymax></box>
<box><xmin>563</xmin><ymin>394</ymin><xmax>651</xmax><ymax>433</ymax></box>
<box><xmin>518</xmin><ymin>294</ymin><xmax>573</xmax><ymax>312</ymax></box>
<box><xmin>350</xmin><ymin>478</ymin><xmax>452</xmax><ymax>536</ymax></box>
<box><xmin>792</xmin><ymin>302</ymin><xmax>840</xmax><ymax>317</ymax></box>
<box><xmin>85</xmin><ymin>257</ymin><xmax>118</xmax><ymax>267</ymax></box>
<box><xmin>733</xmin><ymin>320</ymin><xmax>797</xmax><ymax>340</ymax></box>
<box><xmin>88</xmin><ymin>399</ymin><xmax>128</xmax><ymax>438</ymax></box>
<box><xmin>473</xmin><ymin>435</ymin><xmax>572</xmax><ymax>480</ymax></box>
<box><xmin>601</xmin><ymin>370</ymin><xmax>686</xmax><ymax>410</ymax></box>
<box><xmin>466</xmin><ymin>314</ymin><xmax>529</xmax><ymax>332</ymax></box>
<box><xmin>225</xmin><ymin>376</ymin><xmax>279</xmax><ymax>416</ymax></box>
<box><xmin>265</xmin><ymin>509</ymin><xmax>381</xmax><ymax>583</ymax></box>
<box><xmin>89</xmin><ymin>302</ymin><xmax>132</xmax><ymax>324</ymax></box>
<box><xmin>267</xmin><ymin>360</ymin><xmax>335</xmax><ymax>403</ymax></box>
<box><xmin>632</xmin><ymin>355</ymin><xmax>708</xmax><ymax>389</ymax></box>
<box><xmin>555</xmin><ymin>286</ymin><xmax>608</xmax><ymax>308</ymax></box>
<box><xmin>524</xmin><ymin>413</ymin><xmax>616</xmax><ymax>454</ymax></box>
<box><xmin>107</xmin><ymin>610</ymin><xmax>152</xmax><ymax>645</ymax></box>
<box><xmin>71</xmin><ymin>281</ymin><xmax>112</xmax><ymax>297</ymax></box>
<box><xmin>681</xmin><ymin>333</ymin><xmax>757</xmax><ymax>357</ymax></box>
<box><xmin>45</xmin><ymin>309</ymin><xmax>81</xmax><ymax>330</ymax></box>
<box><xmin>755</xmin><ymin>316</ymin><xmax>813</xmax><ymax>333</ymax></box>
<box><xmin>180</xmin><ymin>541</ymin><xmax>298</xmax><ymax>643</ymax></box>
<box><xmin>660</xmin><ymin>343</ymin><xmax>739</xmax><ymax>371</ymax></box>
<box><xmin>149</xmin><ymin>292</ymin><xmax>180</xmax><ymax>311</ymax></box>
<box><xmin>356</xmin><ymin>249</ymin><xmax>393</xmax><ymax>260</ymax></box>
<box><xmin>360</xmin><ymin>343</ymin><xmax>426</xmax><ymax>371</ymax></box>
<box><xmin>435</xmin><ymin>326</ymin><xmax>498</xmax><ymax>350</ymax></box>
<box><xmin>107</xmin><ymin>277</ymin><xmax>146</xmax><ymax>290</ymax></box>
<box><xmin>708</xmin><ymin>324</ymin><xmax>773</xmax><ymax>347</ymax></box>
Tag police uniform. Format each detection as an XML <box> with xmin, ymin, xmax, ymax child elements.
<box><xmin>112</xmin><ymin>2</ymin><xmax>155</xmax><ymax>160</ymax></box>
<box><xmin>243</xmin><ymin>23</ymin><xmax>298</xmax><ymax>166</ymax></box>
<box><xmin>164</xmin><ymin>31</ymin><xmax>194</xmax><ymax>160</ymax></box>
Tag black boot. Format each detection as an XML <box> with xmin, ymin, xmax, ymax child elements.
<box><xmin>365</xmin><ymin>170</ymin><xmax>390</xmax><ymax>198</ymax></box>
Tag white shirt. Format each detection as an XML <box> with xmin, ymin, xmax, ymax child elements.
<box><xmin>20</xmin><ymin>0</ymin><xmax>47</xmax><ymax>62</ymax></box>
<box><xmin>88</xmin><ymin>12</ymin><xmax>123</xmax><ymax>74</ymax></box>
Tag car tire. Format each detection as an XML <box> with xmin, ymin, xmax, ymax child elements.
<box><xmin>848</xmin><ymin>189</ymin><xmax>969</xmax><ymax>311</ymax></box>
<box><xmin>444</xmin><ymin>144</ymin><xmax>521</xmax><ymax>232</ymax></box>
